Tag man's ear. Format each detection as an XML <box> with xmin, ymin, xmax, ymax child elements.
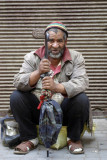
<box><xmin>65</xmin><ymin>39</ymin><xmax>67</xmax><ymax>45</ymax></box>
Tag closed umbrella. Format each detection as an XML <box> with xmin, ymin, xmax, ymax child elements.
<box><xmin>38</xmin><ymin>92</ymin><xmax>62</xmax><ymax>157</ymax></box>
<box><xmin>37</xmin><ymin>32</ymin><xmax>63</xmax><ymax>157</ymax></box>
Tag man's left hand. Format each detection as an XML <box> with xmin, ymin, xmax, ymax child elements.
<box><xmin>42</xmin><ymin>76</ymin><xmax>67</xmax><ymax>95</ymax></box>
<box><xmin>42</xmin><ymin>76</ymin><xmax>57</xmax><ymax>92</ymax></box>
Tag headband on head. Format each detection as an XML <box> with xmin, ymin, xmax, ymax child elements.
<box><xmin>45</xmin><ymin>21</ymin><xmax>68</xmax><ymax>37</ymax></box>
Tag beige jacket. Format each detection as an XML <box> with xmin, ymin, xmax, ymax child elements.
<box><xmin>13</xmin><ymin>47</ymin><xmax>93</xmax><ymax>131</ymax></box>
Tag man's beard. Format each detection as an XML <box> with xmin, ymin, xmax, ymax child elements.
<box><xmin>48</xmin><ymin>47</ymin><xmax>65</xmax><ymax>59</ymax></box>
<box><xmin>49</xmin><ymin>52</ymin><xmax>62</xmax><ymax>59</ymax></box>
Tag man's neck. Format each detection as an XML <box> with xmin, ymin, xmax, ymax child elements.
<box><xmin>48</xmin><ymin>56</ymin><xmax>61</xmax><ymax>67</ymax></box>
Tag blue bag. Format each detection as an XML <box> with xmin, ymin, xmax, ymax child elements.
<box><xmin>0</xmin><ymin>115</ymin><xmax>21</xmax><ymax>148</ymax></box>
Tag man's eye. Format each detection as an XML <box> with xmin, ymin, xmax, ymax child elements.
<box><xmin>58</xmin><ymin>39</ymin><xmax>63</xmax><ymax>43</ymax></box>
<box><xmin>49</xmin><ymin>39</ymin><xmax>54</xmax><ymax>43</ymax></box>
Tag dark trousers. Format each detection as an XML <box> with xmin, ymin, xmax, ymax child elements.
<box><xmin>10</xmin><ymin>90</ymin><xmax>89</xmax><ymax>142</ymax></box>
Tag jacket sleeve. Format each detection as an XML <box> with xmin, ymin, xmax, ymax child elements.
<box><xmin>13</xmin><ymin>51</ymin><xmax>39</xmax><ymax>91</ymax></box>
<box><xmin>61</xmin><ymin>51</ymin><xmax>89</xmax><ymax>98</ymax></box>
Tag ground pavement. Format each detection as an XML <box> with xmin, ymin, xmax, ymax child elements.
<box><xmin>0</xmin><ymin>119</ymin><xmax>107</xmax><ymax>160</ymax></box>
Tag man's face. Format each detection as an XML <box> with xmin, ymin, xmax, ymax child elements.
<box><xmin>47</xmin><ymin>29</ymin><xmax>67</xmax><ymax>59</ymax></box>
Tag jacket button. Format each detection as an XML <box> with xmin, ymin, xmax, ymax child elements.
<box><xmin>67</xmin><ymin>72</ymin><xmax>71</xmax><ymax>75</ymax></box>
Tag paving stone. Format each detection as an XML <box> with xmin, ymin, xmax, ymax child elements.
<box><xmin>84</xmin><ymin>147</ymin><xmax>100</xmax><ymax>159</ymax></box>
<box><xmin>99</xmin><ymin>150</ymin><xmax>107</xmax><ymax>158</ymax></box>
<box><xmin>83</xmin><ymin>137</ymin><xmax>98</xmax><ymax>148</ymax></box>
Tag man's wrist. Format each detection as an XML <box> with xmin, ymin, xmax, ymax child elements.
<box><xmin>37</xmin><ymin>69</ymin><xmax>41</xmax><ymax>76</ymax></box>
<box><xmin>54</xmin><ymin>83</ymin><xmax>66</xmax><ymax>94</ymax></box>
<box><xmin>29</xmin><ymin>70</ymin><xmax>41</xmax><ymax>87</ymax></box>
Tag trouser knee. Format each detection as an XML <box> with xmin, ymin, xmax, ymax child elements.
<box><xmin>10</xmin><ymin>90</ymin><xmax>40</xmax><ymax>115</ymax></box>
<box><xmin>10</xmin><ymin>90</ymin><xmax>24</xmax><ymax>107</ymax></box>
<box><xmin>61</xmin><ymin>92</ymin><xmax>89</xmax><ymax>120</ymax></box>
<box><xmin>75</xmin><ymin>92</ymin><xmax>89</xmax><ymax>108</ymax></box>
<box><xmin>71</xmin><ymin>93</ymin><xmax>89</xmax><ymax>117</ymax></box>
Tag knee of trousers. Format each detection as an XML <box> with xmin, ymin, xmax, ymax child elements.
<box><xmin>74</xmin><ymin>92</ymin><xmax>89</xmax><ymax>111</ymax></box>
<box><xmin>10</xmin><ymin>90</ymin><xmax>24</xmax><ymax>109</ymax></box>
<box><xmin>69</xmin><ymin>92</ymin><xmax>89</xmax><ymax>113</ymax></box>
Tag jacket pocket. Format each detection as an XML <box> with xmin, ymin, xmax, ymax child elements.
<box><xmin>59</xmin><ymin>70</ymin><xmax>73</xmax><ymax>83</ymax></box>
<box><xmin>65</xmin><ymin>62</ymin><xmax>73</xmax><ymax>77</ymax></box>
<box><xmin>65</xmin><ymin>68</ymin><xmax>73</xmax><ymax>78</ymax></box>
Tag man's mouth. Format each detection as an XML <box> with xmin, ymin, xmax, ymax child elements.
<box><xmin>52</xmin><ymin>50</ymin><xmax>59</xmax><ymax>54</ymax></box>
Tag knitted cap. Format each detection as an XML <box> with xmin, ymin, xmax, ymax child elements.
<box><xmin>45</xmin><ymin>21</ymin><xmax>68</xmax><ymax>37</ymax></box>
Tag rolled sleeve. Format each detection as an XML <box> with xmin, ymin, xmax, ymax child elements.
<box><xmin>13</xmin><ymin>51</ymin><xmax>39</xmax><ymax>91</ymax></box>
<box><xmin>62</xmin><ymin>75</ymin><xmax>89</xmax><ymax>98</ymax></box>
<box><xmin>13</xmin><ymin>72</ymin><xmax>35</xmax><ymax>91</ymax></box>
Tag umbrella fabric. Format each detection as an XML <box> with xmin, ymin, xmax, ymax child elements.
<box><xmin>39</xmin><ymin>99</ymin><xmax>63</xmax><ymax>148</ymax></box>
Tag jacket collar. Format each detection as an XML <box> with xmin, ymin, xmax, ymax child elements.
<box><xmin>34</xmin><ymin>45</ymin><xmax>72</xmax><ymax>62</ymax></box>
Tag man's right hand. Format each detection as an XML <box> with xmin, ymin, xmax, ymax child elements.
<box><xmin>38</xmin><ymin>59</ymin><xmax>51</xmax><ymax>75</ymax></box>
<box><xmin>29</xmin><ymin>59</ymin><xmax>51</xmax><ymax>87</ymax></box>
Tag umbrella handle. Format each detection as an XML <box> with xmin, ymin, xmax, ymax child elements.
<box><xmin>40</xmin><ymin>32</ymin><xmax>49</xmax><ymax>79</ymax></box>
<box><xmin>45</xmin><ymin>32</ymin><xmax>49</xmax><ymax>59</ymax></box>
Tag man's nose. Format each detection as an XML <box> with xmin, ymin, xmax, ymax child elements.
<box><xmin>52</xmin><ymin>42</ymin><xmax>59</xmax><ymax>48</ymax></box>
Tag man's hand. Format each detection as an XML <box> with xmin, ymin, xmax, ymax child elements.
<box><xmin>38</xmin><ymin>59</ymin><xmax>51</xmax><ymax>75</ymax></box>
<box><xmin>29</xmin><ymin>59</ymin><xmax>50</xmax><ymax>87</ymax></box>
<box><xmin>42</xmin><ymin>76</ymin><xmax>56</xmax><ymax>92</ymax></box>
<box><xmin>42</xmin><ymin>76</ymin><xmax>67</xmax><ymax>95</ymax></box>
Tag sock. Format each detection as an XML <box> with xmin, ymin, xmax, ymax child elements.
<box><xmin>67</xmin><ymin>137</ymin><xmax>70</xmax><ymax>141</ymax></box>
<box><xmin>29</xmin><ymin>138</ymin><xmax>39</xmax><ymax>146</ymax></box>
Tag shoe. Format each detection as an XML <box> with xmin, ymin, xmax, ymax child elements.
<box><xmin>14</xmin><ymin>138</ymin><xmax>38</xmax><ymax>155</ymax></box>
<box><xmin>67</xmin><ymin>139</ymin><xmax>84</xmax><ymax>154</ymax></box>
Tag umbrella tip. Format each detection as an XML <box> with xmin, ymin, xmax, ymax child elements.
<box><xmin>47</xmin><ymin>149</ymin><xmax>49</xmax><ymax>157</ymax></box>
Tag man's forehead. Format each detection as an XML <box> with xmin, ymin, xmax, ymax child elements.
<box><xmin>48</xmin><ymin>30</ymin><xmax>64</xmax><ymax>38</ymax></box>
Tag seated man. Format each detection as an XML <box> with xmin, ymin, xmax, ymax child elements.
<box><xmin>10</xmin><ymin>21</ymin><xmax>92</xmax><ymax>155</ymax></box>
